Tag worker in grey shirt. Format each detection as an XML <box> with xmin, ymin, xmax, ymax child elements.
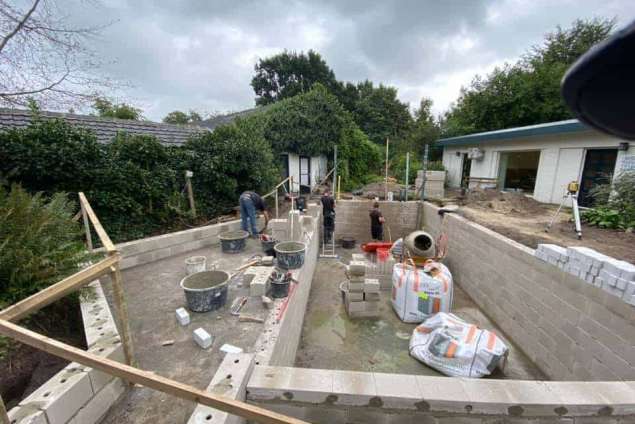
<box><xmin>239</xmin><ymin>191</ymin><xmax>269</xmax><ymax>237</ymax></box>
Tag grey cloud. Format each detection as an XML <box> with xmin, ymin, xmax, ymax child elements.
<box><xmin>65</xmin><ymin>0</ymin><xmax>634</xmax><ymax>120</ymax></box>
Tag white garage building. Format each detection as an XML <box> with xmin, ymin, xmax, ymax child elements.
<box><xmin>439</xmin><ymin>119</ymin><xmax>635</xmax><ymax>206</ymax></box>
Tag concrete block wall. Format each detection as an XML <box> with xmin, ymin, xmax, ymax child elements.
<box><xmin>334</xmin><ymin>200</ymin><xmax>420</xmax><ymax>243</ymax></box>
<box><xmin>246</xmin><ymin>366</ymin><xmax>635</xmax><ymax>423</ymax></box>
<box><xmin>422</xmin><ymin>202</ymin><xmax>635</xmax><ymax>382</ymax></box>
<box><xmin>9</xmin><ymin>280</ymin><xmax>126</xmax><ymax>424</ymax></box>
<box><xmin>116</xmin><ymin>218</ymin><xmax>262</xmax><ymax>270</ymax></box>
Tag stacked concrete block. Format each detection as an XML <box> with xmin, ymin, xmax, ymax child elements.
<box><xmin>563</xmin><ymin>246</ymin><xmax>609</xmax><ymax>287</ymax></box>
<box><xmin>415</xmin><ymin>170</ymin><xmax>446</xmax><ymax>199</ymax></box>
<box><xmin>289</xmin><ymin>210</ymin><xmax>302</xmax><ymax>241</ymax></box>
<box><xmin>599</xmin><ymin>257</ymin><xmax>635</xmax><ymax>304</ymax></box>
<box><xmin>345</xmin><ymin>261</ymin><xmax>380</xmax><ymax>318</ymax></box>
<box><xmin>245</xmin><ymin>266</ymin><xmax>272</xmax><ymax>297</ymax></box>
<box><xmin>534</xmin><ymin>244</ymin><xmax>569</xmax><ymax>269</ymax></box>
<box><xmin>269</xmin><ymin>218</ymin><xmax>288</xmax><ymax>242</ymax></box>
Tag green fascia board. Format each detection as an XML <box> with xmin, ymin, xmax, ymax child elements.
<box><xmin>438</xmin><ymin>119</ymin><xmax>590</xmax><ymax>147</ymax></box>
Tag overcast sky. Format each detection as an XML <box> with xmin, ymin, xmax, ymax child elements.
<box><xmin>69</xmin><ymin>0</ymin><xmax>633</xmax><ymax>121</ymax></box>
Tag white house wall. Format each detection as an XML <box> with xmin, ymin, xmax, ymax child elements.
<box><xmin>441</xmin><ymin>130</ymin><xmax>635</xmax><ymax>204</ymax></box>
<box><xmin>287</xmin><ymin>153</ymin><xmax>328</xmax><ymax>192</ymax></box>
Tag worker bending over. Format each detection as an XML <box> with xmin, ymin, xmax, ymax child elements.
<box><xmin>239</xmin><ymin>191</ymin><xmax>269</xmax><ymax>237</ymax></box>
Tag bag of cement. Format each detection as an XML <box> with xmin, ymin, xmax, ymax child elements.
<box><xmin>409</xmin><ymin>313</ymin><xmax>508</xmax><ymax>378</ymax></box>
<box><xmin>391</xmin><ymin>260</ymin><xmax>453</xmax><ymax>323</ymax></box>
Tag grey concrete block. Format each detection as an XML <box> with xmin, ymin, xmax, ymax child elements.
<box><xmin>348</xmin><ymin>281</ymin><xmax>364</xmax><ymax>292</ymax></box>
<box><xmin>346</xmin><ymin>291</ymin><xmax>364</xmax><ymax>302</ymax></box>
<box><xmin>8</xmin><ymin>405</ymin><xmax>48</xmax><ymax>424</ymax></box>
<box><xmin>348</xmin><ymin>261</ymin><xmax>366</xmax><ymax>276</ymax></box>
<box><xmin>176</xmin><ymin>307</ymin><xmax>190</xmax><ymax>326</ymax></box>
<box><xmin>363</xmin><ymin>278</ymin><xmax>380</xmax><ymax>293</ymax></box>
<box><xmin>70</xmin><ymin>378</ymin><xmax>125</xmax><ymax>424</ymax></box>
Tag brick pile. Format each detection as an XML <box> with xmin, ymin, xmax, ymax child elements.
<box><xmin>535</xmin><ymin>244</ymin><xmax>635</xmax><ymax>306</ymax></box>
<box><xmin>345</xmin><ymin>260</ymin><xmax>381</xmax><ymax>318</ymax></box>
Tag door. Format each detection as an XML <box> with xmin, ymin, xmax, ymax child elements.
<box><xmin>578</xmin><ymin>148</ymin><xmax>617</xmax><ymax>206</ymax></box>
<box><xmin>299</xmin><ymin>156</ymin><xmax>311</xmax><ymax>193</ymax></box>
<box><xmin>460</xmin><ymin>153</ymin><xmax>472</xmax><ymax>189</ymax></box>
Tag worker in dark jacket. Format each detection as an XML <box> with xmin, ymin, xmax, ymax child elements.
<box><xmin>239</xmin><ymin>191</ymin><xmax>269</xmax><ymax>237</ymax></box>
<box><xmin>321</xmin><ymin>189</ymin><xmax>335</xmax><ymax>243</ymax></box>
<box><xmin>369</xmin><ymin>202</ymin><xmax>385</xmax><ymax>241</ymax></box>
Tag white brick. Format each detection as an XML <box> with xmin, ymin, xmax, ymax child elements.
<box><xmin>175</xmin><ymin>307</ymin><xmax>190</xmax><ymax>326</ymax></box>
<box><xmin>348</xmin><ymin>261</ymin><xmax>366</xmax><ymax>276</ymax></box>
<box><xmin>622</xmin><ymin>282</ymin><xmax>635</xmax><ymax>306</ymax></box>
<box><xmin>193</xmin><ymin>328</ymin><xmax>213</xmax><ymax>349</ymax></box>
<box><xmin>8</xmin><ymin>406</ymin><xmax>48</xmax><ymax>424</ymax></box>
<box><xmin>20</xmin><ymin>365</ymin><xmax>94</xmax><ymax>424</ymax></box>
<box><xmin>70</xmin><ymin>378</ymin><xmax>125</xmax><ymax>424</ymax></box>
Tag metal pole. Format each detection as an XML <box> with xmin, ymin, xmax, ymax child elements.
<box><xmin>332</xmin><ymin>145</ymin><xmax>338</xmax><ymax>193</ymax></box>
<box><xmin>275</xmin><ymin>190</ymin><xmax>279</xmax><ymax>219</ymax></box>
<box><xmin>420</xmin><ymin>144</ymin><xmax>429</xmax><ymax>201</ymax></box>
<box><xmin>384</xmin><ymin>138</ymin><xmax>389</xmax><ymax>200</ymax></box>
<box><xmin>405</xmin><ymin>152</ymin><xmax>410</xmax><ymax>201</ymax></box>
<box><xmin>0</xmin><ymin>394</ymin><xmax>9</xmax><ymax>424</ymax></box>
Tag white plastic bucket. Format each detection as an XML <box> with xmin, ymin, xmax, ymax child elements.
<box><xmin>185</xmin><ymin>256</ymin><xmax>207</xmax><ymax>275</ymax></box>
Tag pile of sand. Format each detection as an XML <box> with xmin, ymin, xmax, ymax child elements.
<box><xmin>460</xmin><ymin>189</ymin><xmax>548</xmax><ymax>215</ymax></box>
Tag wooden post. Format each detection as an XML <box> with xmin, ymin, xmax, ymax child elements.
<box><xmin>0</xmin><ymin>394</ymin><xmax>9</xmax><ymax>424</ymax></box>
<box><xmin>384</xmin><ymin>138</ymin><xmax>390</xmax><ymax>200</ymax></box>
<box><xmin>185</xmin><ymin>171</ymin><xmax>196</xmax><ymax>217</ymax></box>
<box><xmin>109</xmin><ymin>260</ymin><xmax>135</xmax><ymax>368</ymax></box>
<box><xmin>80</xmin><ymin>199</ymin><xmax>93</xmax><ymax>252</ymax></box>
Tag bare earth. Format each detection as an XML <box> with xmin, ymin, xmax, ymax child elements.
<box><xmin>443</xmin><ymin>189</ymin><xmax>635</xmax><ymax>264</ymax></box>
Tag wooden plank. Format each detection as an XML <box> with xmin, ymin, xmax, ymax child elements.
<box><xmin>0</xmin><ymin>255</ymin><xmax>119</xmax><ymax>322</ymax></box>
<box><xmin>109</xmin><ymin>262</ymin><xmax>135</xmax><ymax>367</ymax></box>
<box><xmin>0</xmin><ymin>394</ymin><xmax>9</xmax><ymax>424</ymax></box>
<box><xmin>80</xmin><ymin>199</ymin><xmax>94</xmax><ymax>251</ymax></box>
<box><xmin>78</xmin><ymin>192</ymin><xmax>115</xmax><ymax>253</ymax></box>
<box><xmin>0</xmin><ymin>320</ymin><xmax>308</xmax><ymax>424</ymax></box>
<box><xmin>186</xmin><ymin>177</ymin><xmax>197</xmax><ymax>217</ymax></box>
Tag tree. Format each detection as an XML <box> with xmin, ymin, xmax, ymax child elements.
<box><xmin>251</xmin><ymin>50</ymin><xmax>339</xmax><ymax>105</ymax></box>
<box><xmin>398</xmin><ymin>97</ymin><xmax>439</xmax><ymax>156</ymax></box>
<box><xmin>93</xmin><ymin>98</ymin><xmax>142</xmax><ymax>120</ymax></box>
<box><xmin>163</xmin><ymin>110</ymin><xmax>203</xmax><ymax>125</ymax></box>
<box><xmin>441</xmin><ymin>18</ymin><xmax>615</xmax><ymax>137</ymax></box>
<box><xmin>0</xmin><ymin>0</ymin><xmax>118</xmax><ymax>109</ymax></box>
<box><xmin>350</xmin><ymin>81</ymin><xmax>412</xmax><ymax>145</ymax></box>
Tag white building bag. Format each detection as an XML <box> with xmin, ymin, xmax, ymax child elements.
<box><xmin>409</xmin><ymin>313</ymin><xmax>508</xmax><ymax>378</ymax></box>
<box><xmin>391</xmin><ymin>260</ymin><xmax>453</xmax><ymax>323</ymax></box>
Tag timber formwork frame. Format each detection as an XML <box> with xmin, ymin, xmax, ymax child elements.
<box><xmin>0</xmin><ymin>193</ymin><xmax>307</xmax><ymax>424</ymax></box>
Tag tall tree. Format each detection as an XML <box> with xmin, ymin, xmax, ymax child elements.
<box><xmin>399</xmin><ymin>97</ymin><xmax>439</xmax><ymax>156</ymax></box>
<box><xmin>441</xmin><ymin>18</ymin><xmax>614</xmax><ymax>137</ymax></box>
<box><xmin>0</xmin><ymin>0</ymin><xmax>118</xmax><ymax>109</ymax></box>
<box><xmin>351</xmin><ymin>81</ymin><xmax>412</xmax><ymax>145</ymax></box>
<box><xmin>93</xmin><ymin>98</ymin><xmax>142</xmax><ymax>120</ymax></box>
<box><xmin>251</xmin><ymin>50</ymin><xmax>339</xmax><ymax>105</ymax></box>
<box><xmin>163</xmin><ymin>110</ymin><xmax>203</xmax><ymax>125</ymax></box>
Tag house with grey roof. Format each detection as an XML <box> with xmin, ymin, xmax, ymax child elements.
<box><xmin>438</xmin><ymin>119</ymin><xmax>634</xmax><ymax>206</ymax></box>
<box><xmin>0</xmin><ymin>108</ymin><xmax>207</xmax><ymax>145</ymax></box>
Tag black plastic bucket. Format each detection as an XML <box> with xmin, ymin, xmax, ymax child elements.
<box><xmin>180</xmin><ymin>270</ymin><xmax>229</xmax><ymax>312</ymax></box>
<box><xmin>261</xmin><ymin>239</ymin><xmax>277</xmax><ymax>257</ymax></box>
<box><xmin>341</xmin><ymin>237</ymin><xmax>356</xmax><ymax>249</ymax></box>
<box><xmin>274</xmin><ymin>241</ymin><xmax>306</xmax><ymax>270</ymax></box>
<box><xmin>219</xmin><ymin>230</ymin><xmax>249</xmax><ymax>254</ymax></box>
<box><xmin>270</xmin><ymin>279</ymin><xmax>290</xmax><ymax>298</ymax></box>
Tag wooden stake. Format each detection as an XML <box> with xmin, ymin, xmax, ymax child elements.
<box><xmin>0</xmin><ymin>394</ymin><xmax>9</xmax><ymax>424</ymax></box>
<box><xmin>80</xmin><ymin>198</ymin><xmax>93</xmax><ymax>252</ymax></box>
<box><xmin>109</xmin><ymin>261</ymin><xmax>135</xmax><ymax>367</ymax></box>
<box><xmin>0</xmin><ymin>319</ymin><xmax>308</xmax><ymax>424</ymax></box>
<box><xmin>78</xmin><ymin>192</ymin><xmax>115</xmax><ymax>253</ymax></box>
<box><xmin>185</xmin><ymin>174</ymin><xmax>196</xmax><ymax>217</ymax></box>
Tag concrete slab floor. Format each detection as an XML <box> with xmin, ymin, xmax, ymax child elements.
<box><xmin>100</xmin><ymin>239</ymin><xmax>270</xmax><ymax>424</ymax></box>
<box><xmin>295</xmin><ymin>247</ymin><xmax>547</xmax><ymax>380</ymax></box>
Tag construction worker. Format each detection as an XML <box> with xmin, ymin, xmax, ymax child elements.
<box><xmin>369</xmin><ymin>201</ymin><xmax>385</xmax><ymax>241</ymax></box>
<box><xmin>239</xmin><ymin>191</ymin><xmax>269</xmax><ymax>237</ymax></box>
<box><xmin>321</xmin><ymin>189</ymin><xmax>335</xmax><ymax>243</ymax></box>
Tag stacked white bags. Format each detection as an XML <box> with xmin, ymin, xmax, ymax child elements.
<box><xmin>409</xmin><ymin>313</ymin><xmax>509</xmax><ymax>378</ymax></box>
<box><xmin>391</xmin><ymin>260</ymin><xmax>453</xmax><ymax>323</ymax></box>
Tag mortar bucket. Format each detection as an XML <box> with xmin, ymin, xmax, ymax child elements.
<box><xmin>184</xmin><ymin>256</ymin><xmax>206</xmax><ymax>275</ymax></box>
<box><xmin>219</xmin><ymin>230</ymin><xmax>249</xmax><ymax>254</ymax></box>
<box><xmin>180</xmin><ymin>270</ymin><xmax>230</xmax><ymax>312</ymax></box>
<box><xmin>274</xmin><ymin>241</ymin><xmax>306</xmax><ymax>270</ymax></box>
<box><xmin>261</xmin><ymin>239</ymin><xmax>277</xmax><ymax>256</ymax></box>
<box><xmin>270</xmin><ymin>279</ymin><xmax>290</xmax><ymax>298</ymax></box>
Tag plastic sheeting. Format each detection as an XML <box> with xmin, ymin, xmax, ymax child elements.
<box><xmin>409</xmin><ymin>313</ymin><xmax>509</xmax><ymax>378</ymax></box>
<box><xmin>391</xmin><ymin>260</ymin><xmax>453</xmax><ymax>323</ymax></box>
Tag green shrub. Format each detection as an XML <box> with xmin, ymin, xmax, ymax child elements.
<box><xmin>582</xmin><ymin>171</ymin><xmax>635</xmax><ymax>231</ymax></box>
<box><xmin>0</xmin><ymin>185</ymin><xmax>90</xmax><ymax>308</ymax></box>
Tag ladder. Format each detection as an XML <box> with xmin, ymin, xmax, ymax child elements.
<box><xmin>320</xmin><ymin>218</ymin><xmax>337</xmax><ymax>258</ymax></box>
